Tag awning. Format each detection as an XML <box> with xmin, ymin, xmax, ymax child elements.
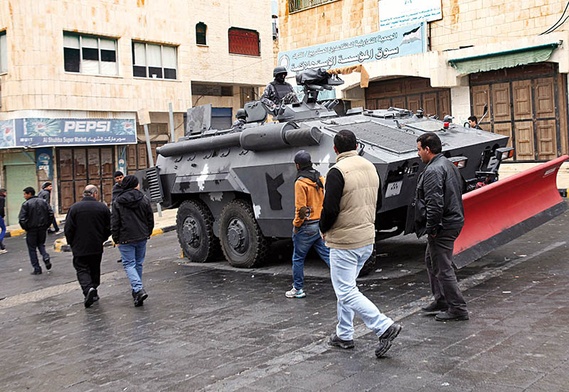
<box><xmin>448</xmin><ymin>42</ymin><xmax>560</xmax><ymax>75</ymax></box>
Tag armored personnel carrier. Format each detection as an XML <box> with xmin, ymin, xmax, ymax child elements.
<box><xmin>150</xmin><ymin>69</ymin><xmax>566</xmax><ymax>270</ymax></box>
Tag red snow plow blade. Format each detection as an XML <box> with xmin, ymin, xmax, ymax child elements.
<box><xmin>454</xmin><ymin>155</ymin><xmax>568</xmax><ymax>268</ymax></box>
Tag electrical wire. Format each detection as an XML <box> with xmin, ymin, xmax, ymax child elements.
<box><xmin>540</xmin><ymin>1</ymin><xmax>569</xmax><ymax>35</ymax></box>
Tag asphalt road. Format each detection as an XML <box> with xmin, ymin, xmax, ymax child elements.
<box><xmin>0</xmin><ymin>203</ymin><xmax>568</xmax><ymax>391</ymax></box>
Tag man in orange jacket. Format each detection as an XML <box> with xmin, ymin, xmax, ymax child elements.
<box><xmin>285</xmin><ymin>150</ymin><xmax>330</xmax><ymax>298</ymax></box>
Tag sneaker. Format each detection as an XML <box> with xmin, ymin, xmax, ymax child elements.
<box><xmin>134</xmin><ymin>289</ymin><xmax>148</xmax><ymax>307</ymax></box>
<box><xmin>0</xmin><ymin>249</ymin><xmax>7</xmax><ymax>254</ymax></box>
<box><xmin>375</xmin><ymin>323</ymin><xmax>402</xmax><ymax>358</ymax></box>
<box><xmin>44</xmin><ymin>259</ymin><xmax>52</xmax><ymax>270</ymax></box>
<box><xmin>30</xmin><ymin>269</ymin><xmax>42</xmax><ymax>275</ymax></box>
<box><xmin>84</xmin><ymin>288</ymin><xmax>97</xmax><ymax>308</ymax></box>
<box><xmin>328</xmin><ymin>333</ymin><xmax>355</xmax><ymax>349</ymax></box>
<box><xmin>422</xmin><ymin>301</ymin><xmax>448</xmax><ymax>313</ymax></box>
<box><xmin>285</xmin><ymin>287</ymin><xmax>306</xmax><ymax>298</ymax></box>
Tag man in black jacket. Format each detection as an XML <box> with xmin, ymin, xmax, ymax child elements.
<box><xmin>111</xmin><ymin>175</ymin><xmax>154</xmax><ymax>307</ymax></box>
<box><xmin>111</xmin><ymin>171</ymin><xmax>124</xmax><ymax>204</ymax></box>
<box><xmin>416</xmin><ymin>132</ymin><xmax>469</xmax><ymax>321</ymax></box>
<box><xmin>65</xmin><ymin>185</ymin><xmax>111</xmax><ymax>308</ymax></box>
<box><xmin>38</xmin><ymin>181</ymin><xmax>60</xmax><ymax>234</ymax></box>
<box><xmin>19</xmin><ymin>186</ymin><xmax>53</xmax><ymax>275</ymax></box>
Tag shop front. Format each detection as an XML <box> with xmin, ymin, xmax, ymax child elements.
<box><xmin>0</xmin><ymin>116</ymin><xmax>137</xmax><ymax>217</ymax></box>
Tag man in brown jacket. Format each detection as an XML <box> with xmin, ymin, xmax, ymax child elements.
<box><xmin>285</xmin><ymin>150</ymin><xmax>330</xmax><ymax>299</ymax></box>
<box><xmin>320</xmin><ymin>129</ymin><xmax>402</xmax><ymax>358</ymax></box>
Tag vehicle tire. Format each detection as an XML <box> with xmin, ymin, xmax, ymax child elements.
<box><xmin>219</xmin><ymin>199</ymin><xmax>269</xmax><ymax>268</ymax></box>
<box><xmin>176</xmin><ymin>200</ymin><xmax>220</xmax><ymax>263</ymax></box>
<box><xmin>358</xmin><ymin>245</ymin><xmax>377</xmax><ymax>277</ymax></box>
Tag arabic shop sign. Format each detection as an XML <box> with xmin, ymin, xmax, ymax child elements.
<box><xmin>12</xmin><ymin>118</ymin><xmax>137</xmax><ymax>148</ymax></box>
<box><xmin>379</xmin><ymin>0</ymin><xmax>442</xmax><ymax>31</ymax></box>
<box><xmin>277</xmin><ymin>23</ymin><xmax>426</xmax><ymax>74</ymax></box>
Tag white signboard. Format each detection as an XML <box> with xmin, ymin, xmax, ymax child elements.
<box><xmin>379</xmin><ymin>0</ymin><xmax>442</xmax><ymax>31</ymax></box>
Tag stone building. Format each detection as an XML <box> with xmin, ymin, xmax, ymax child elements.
<box><xmin>0</xmin><ymin>0</ymin><xmax>274</xmax><ymax>224</ymax></box>
<box><xmin>277</xmin><ymin>0</ymin><xmax>569</xmax><ymax>164</ymax></box>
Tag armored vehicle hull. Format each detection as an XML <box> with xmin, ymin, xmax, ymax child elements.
<box><xmin>155</xmin><ymin>105</ymin><xmax>512</xmax><ymax>269</ymax></box>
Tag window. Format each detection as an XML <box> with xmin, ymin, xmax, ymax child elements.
<box><xmin>191</xmin><ymin>83</ymin><xmax>233</xmax><ymax>97</ymax></box>
<box><xmin>63</xmin><ymin>32</ymin><xmax>118</xmax><ymax>75</ymax></box>
<box><xmin>228</xmin><ymin>28</ymin><xmax>260</xmax><ymax>56</ymax></box>
<box><xmin>288</xmin><ymin>0</ymin><xmax>340</xmax><ymax>13</ymax></box>
<box><xmin>132</xmin><ymin>42</ymin><xmax>177</xmax><ymax>80</ymax></box>
<box><xmin>0</xmin><ymin>31</ymin><xmax>7</xmax><ymax>73</ymax></box>
<box><xmin>196</xmin><ymin>22</ymin><xmax>207</xmax><ymax>45</ymax></box>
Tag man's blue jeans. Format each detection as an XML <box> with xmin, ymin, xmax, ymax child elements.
<box><xmin>330</xmin><ymin>245</ymin><xmax>393</xmax><ymax>340</ymax></box>
<box><xmin>0</xmin><ymin>216</ymin><xmax>6</xmax><ymax>248</ymax></box>
<box><xmin>118</xmin><ymin>240</ymin><xmax>147</xmax><ymax>293</ymax></box>
<box><xmin>292</xmin><ymin>222</ymin><xmax>330</xmax><ymax>290</ymax></box>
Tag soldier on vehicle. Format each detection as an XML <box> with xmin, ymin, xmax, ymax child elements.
<box><xmin>230</xmin><ymin>109</ymin><xmax>247</xmax><ymax>131</ymax></box>
<box><xmin>468</xmin><ymin>115</ymin><xmax>482</xmax><ymax>130</ymax></box>
<box><xmin>260</xmin><ymin>66</ymin><xmax>298</xmax><ymax>112</ymax></box>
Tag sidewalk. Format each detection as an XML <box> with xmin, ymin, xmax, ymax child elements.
<box><xmin>500</xmin><ymin>160</ymin><xmax>569</xmax><ymax>191</ymax></box>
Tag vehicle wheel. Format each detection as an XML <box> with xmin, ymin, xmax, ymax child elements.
<box><xmin>358</xmin><ymin>245</ymin><xmax>377</xmax><ymax>277</ymax></box>
<box><xmin>219</xmin><ymin>199</ymin><xmax>269</xmax><ymax>268</ymax></box>
<box><xmin>176</xmin><ymin>200</ymin><xmax>220</xmax><ymax>263</ymax></box>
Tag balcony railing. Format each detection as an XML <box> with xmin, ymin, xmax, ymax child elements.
<box><xmin>288</xmin><ymin>0</ymin><xmax>340</xmax><ymax>13</ymax></box>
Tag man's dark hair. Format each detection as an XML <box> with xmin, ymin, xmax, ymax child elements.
<box><xmin>334</xmin><ymin>129</ymin><xmax>357</xmax><ymax>154</ymax></box>
<box><xmin>468</xmin><ymin>115</ymin><xmax>477</xmax><ymax>123</ymax></box>
<box><xmin>23</xmin><ymin>186</ymin><xmax>35</xmax><ymax>196</ymax></box>
<box><xmin>417</xmin><ymin>132</ymin><xmax>442</xmax><ymax>154</ymax></box>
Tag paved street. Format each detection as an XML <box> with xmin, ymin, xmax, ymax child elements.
<box><xmin>0</xmin><ymin>203</ymin><xmax>568</xmax><ymax>391</ymax></box>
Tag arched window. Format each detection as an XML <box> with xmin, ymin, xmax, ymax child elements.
<box><xmin>196</xmin><ymin>22</ymin><xmax>207</xmax><ymax>46</ymax></box>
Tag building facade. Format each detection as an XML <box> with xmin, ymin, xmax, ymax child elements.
<box><xmin>278</xmin><ymin>0</ymin><xmax>569</xmax><ymax>164</ymax></box>
<box><xmin>0</xmin><ymin>0</ymin><xmax>274</xmax><ymax>224</ymax></box>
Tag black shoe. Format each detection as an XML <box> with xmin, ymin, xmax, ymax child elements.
<box><xmin>133</xmin><ymin>289</ymin><xmax>148</xmax><ymax>307</ymax></box>
<box><xmin>375</xmin><ymin>323</ymin><xmax>402</xmax><ymax>358</ymax></box>
<box><xmin>30</xmin><ymin>269</ymin><xmax>42</xmax><ymax>275</ymax></box>
<box><xmin>422</xmin><ymin>301</ymin><xmax>448</xmax><ymax>313</ymax></box>
<box><xmin>435</xmin><ymin>311</ymin><xmax>469</xmax><ymax>321</ymax></box>
<box><xmin>328</xmin><ymin>333</ymin><xmax>354</xmax><ymax>349</ymax></box>
<box><xmin>84</xmin><ymin>288</ymin><xmax>97</xmax><ymax>308</ymax></box>
<box><xmin>117</xmin><ymin>259</ymin><xmax>122</xmax><ymax>263</ymax></box>
<box><xmin>44</xmin><ymin>259</ymin><xmax>52</xmax><ymax>270</ymax></box>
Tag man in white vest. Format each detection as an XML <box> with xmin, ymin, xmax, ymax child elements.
<box><xmin>320</xmin><ymin>129</ymin><xmax>402</xmax><ymax>358</ymax></box>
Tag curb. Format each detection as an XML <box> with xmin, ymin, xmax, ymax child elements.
<box><xmin>5</xmin><ymin>229</ymin><xmax>25</xmax><ymax>238</ymax></box>
<box><xmin>52</xmin><ymin>224</ymin><xmax>177</xmax><ymax>252</ymax></box>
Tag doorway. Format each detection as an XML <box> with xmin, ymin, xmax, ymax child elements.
<box><xmin>5</xmin><ymin>164</ymin><xmax>36</xmax><ymax>226</ymax></box>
